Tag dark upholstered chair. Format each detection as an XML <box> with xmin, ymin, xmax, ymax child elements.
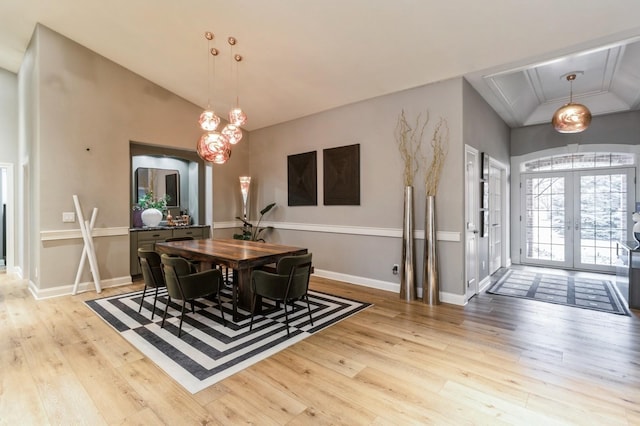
<box><xmin>137</xmin><ymin>248</ymin><xmax>166</xmax><ymax>319</ymax></box>
<box><xmin>249</xmin><ymin>253</ymin><xmax>313</xmax><ymax>336</ymax></box>
<box><xmin>165</xmin><ymin>236</ymin><xmax>230</xmax><ymax>282</ymax></box>
<box><xmin>160</xmin><ymin>254</ymin><xmax>226</xmax><ymax>337</ymax></box>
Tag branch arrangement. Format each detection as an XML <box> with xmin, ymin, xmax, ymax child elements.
<box><xmin>395</xmin><ymin>109</ymin><xmax>429</xmax><ymax>186</ymax></box>
<box><xmin>423</xmin><ymin>117</ymin><xmax>449</xmax><ymax>196</ymax></box>
<box><xmin>395</xmin><ymin>109</ymin><xmax>449</xmax><ymax>195</ymax></box>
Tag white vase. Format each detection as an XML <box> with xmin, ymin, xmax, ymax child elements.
<box><xmin>141</xmin><ymin>208</ymin><xmax>163</xmax><ymax>227</ymax></box>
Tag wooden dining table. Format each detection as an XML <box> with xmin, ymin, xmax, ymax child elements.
<box><xmin>155</xmin><ymin>238</ymin><xmax>308</xmax><ymax>321</ymax></box>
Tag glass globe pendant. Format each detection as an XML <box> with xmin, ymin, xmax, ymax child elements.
<box><xmin>229</xmin><ymin>107</ymin><xmax>247</xmax><ymax>127</ymax></box>
<box><xmin>222</xmin><ymin>124</ymin><xmax>243</xmax><ymax>144</ymax></box>
<box><xmin>197</xmin><ymin>132</ymin><xmax>231</xmax><ymax>164</ymax></box>
<box><xmin>198</xmin><ymin>109</ymin><xmax>220</xmax><ymax>131</ymax></box>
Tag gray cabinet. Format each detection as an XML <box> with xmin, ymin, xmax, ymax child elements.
<box><xmin>130</xmin><ymin>226</ymin><xmax>210</xmax><ymax>275</ymax></box>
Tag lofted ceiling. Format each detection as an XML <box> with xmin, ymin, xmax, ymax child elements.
<box><xmin>466</xmin><ymin>36</ymin><xmax>640</xmax><ymax>128</ymax></box>
<box><xmin>2</xmin><ymin>1</ymin><xmax>640</xmax><ymax>131</ymax></box>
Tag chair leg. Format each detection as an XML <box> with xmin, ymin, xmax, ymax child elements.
<box><xmin>305</xmin><ymin>294</ymin><xmax>314</xmax><ymax>326</ymax></box>
<box><xmin>249</xmin><ymin>293</ymin><xmax>258</xmax><ymax>331</ymax></box>
<box><xmin>217</xmin><ymin>291</ymin><xmax>226</xmax><ymax>327</ymax></box>
<box><xmin>190</xmin><ymin>301</ymin><xmax>195</xmax><ymax>313</ymax></box>
<box><xmin>138</xmin><ymin>285</ymin><xmax>148</xmax><ymax>313</ymax></box>
<box><xmin>161</xmin><ymin>296</ymin><xmax>171</xmax><ymax>329</ymax></box>
<box><xmin>283</xmin><ymin>300</ymin><xmax>290</xmax><ymax>337</ymax></box>
<box><xmin>178</xmin><ymin>300</ymin><xmax>186</xmax><ymax>338</ymax></box>
<box><xmin>151</xmin><ymin>287</ymin><xmax>159</xmax><ymax>320</ymax></box>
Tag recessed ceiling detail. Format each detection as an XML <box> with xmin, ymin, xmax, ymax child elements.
<box><xmin>470</xmin><ymin>38</ymin><xmax>640</xmax><ymax>128</ymax></box>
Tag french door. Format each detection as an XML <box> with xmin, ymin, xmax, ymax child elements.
<box><xmin>521</xmin><ymin>167</ymin><xmax>634</xmax><ymax>272</ymax></box>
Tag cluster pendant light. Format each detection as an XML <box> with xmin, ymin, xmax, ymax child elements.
<box><xmin>552</xmin><ymin>72</ymin><xmax>592</xmax><ymax>134</ymax></box>
<box><xmin>196</xmin><ymin>32</ymin><xmax>247</xmax><ymax>165</ymax></box>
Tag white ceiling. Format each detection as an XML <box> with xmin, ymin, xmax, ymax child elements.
<box><xmin>2</xmin><ymin>0</ymin><xmax>640</xmax><ymax>131</ymax></box>
<box><xmin>466</xmin><ymin>36</ymin><xmax>640</xmax><ymax>128</ymax></box>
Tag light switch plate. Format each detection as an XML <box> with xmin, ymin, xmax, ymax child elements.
<box><xmin>62</xmin><ymin>212</ymin><xmax>76</xmax><ymax>223</ymax></box>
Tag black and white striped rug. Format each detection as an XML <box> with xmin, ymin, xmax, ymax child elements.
<box><xmin>86</xmin><ymin>287</ymin><xmax>371</xmax><ymax>393</ymax></box>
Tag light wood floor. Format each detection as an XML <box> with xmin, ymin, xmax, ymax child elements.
<box><xmin>1</xmin><ymin>271</ymin><xmax>639</xmax><ymax>425</ymax></box>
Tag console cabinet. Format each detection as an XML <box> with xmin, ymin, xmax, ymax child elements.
<box><xmin>130</xmin><ymin>225</ymin><xmax>210</xmax><ymax>275</ymax></box>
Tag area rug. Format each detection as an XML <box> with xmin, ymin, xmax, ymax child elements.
<box><xmin>486</xmin><ymin>269</ymin><xmax>630</xmax><ymax>315</ymax></box>
<box><xmin>86</xmin><ymin>287</ymin><xmax>371</xmax><ymax>393</ymax></box>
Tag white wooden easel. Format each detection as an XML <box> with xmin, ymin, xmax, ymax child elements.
<box><xmin>72</xmin><ymin>195</ymin><xmax>102</xmax><ymax>294</ymax></box>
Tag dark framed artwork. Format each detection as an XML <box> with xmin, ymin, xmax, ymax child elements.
<box><xmin>323</xmin><ymin>144</ymin><xmax>360</xmax><ymax>205</ymax></box>
<box><xmin>287</xmin><ymin>151</ymin><xmax>317</xmax><ymax>206</ymax></box>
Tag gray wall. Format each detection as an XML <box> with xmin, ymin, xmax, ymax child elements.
<box><xmin>462</xmin><ymin>79</ymin><xmax>510</xmax><ymax>282</ymax></box>
<box><xmin>249</xmin><ymin>78</ymin><xmax>466</xmax><ymax>297</ymax></box>
<box><xmin>22</xmin><ymin>24</ymin><xmax>239</xmax><ymax>291</ymax></box>
<box><xmin>511</xmin><ymin>110</ymin><xmax>640</xmax><ymax>156</ymax></box>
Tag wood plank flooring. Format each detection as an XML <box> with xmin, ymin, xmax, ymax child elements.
<box><xmin>1</xmin><ymin>271</ymin><xmax>638</xmax><ymax>425</ymax></box>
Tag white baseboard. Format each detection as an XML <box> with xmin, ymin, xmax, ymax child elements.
<box><xmin>29</xmin><ymin>276</ymin><xmax>133</xmax><ymax>300</ymax></box>
<box><xmin>439</xmin><ymin>292</ymin><xmax>466</xmax><ymax>306</ymax></box>
<box><xmin>313</xmin><ymin>268</ymin><xmax>399</xmax><ymax>293</ymax></box>
<box><xmin>478</xmin><ymin>275</ymin><xmax>492</xmax><ymax>293</ymax></box>
<box><xmin>313</xmin><ymin>268</ymin><xmax>466</xmax><ymax>306</ymax></box>
<box><xmin>13</xmin><ymin>266</ymin><xmax>23</xmax><ymax>280</ymax></box>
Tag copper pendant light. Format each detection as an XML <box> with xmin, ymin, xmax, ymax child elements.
<box><xmin>196</xmin><ymin>32</ymin><xmax>247</xmax><ymax>164</ymax></box>
<box><xmin>552</xmin><ymin>73</ymin><xmax>592</xmax><ymax>133</ymax></box>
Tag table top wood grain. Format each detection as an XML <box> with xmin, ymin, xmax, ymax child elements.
<box><xmin>155</xmin><ymin>238</ymin><xmax>308</xmax><ymax>270</ymax></box>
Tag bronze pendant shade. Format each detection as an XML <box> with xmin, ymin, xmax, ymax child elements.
<box><xmin>552</xmin><ymin>73</ymin><xmax>592</xmax><ymax>133</ymax></box>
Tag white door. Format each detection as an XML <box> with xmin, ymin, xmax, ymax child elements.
<box><xmin>488</xmin><ymin>163</ymin><xmax>503</xmax><ymax>274</ymax></box>
<box><xmin>573</xmin><ymin>168</ymin><xmax>635</xmax><ymax>272</ymax></box>
<box><xmin>464</xmin><ymin>146</ymin><xmax>480</xmax><ymax>301</ymax></box>
<box><xmin>521</xmin><ymin>167</ymin><xmax>634</xmax><ymax>272</ymax></box>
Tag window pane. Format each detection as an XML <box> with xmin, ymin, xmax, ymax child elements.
<box><xmin>522</xmin><ymin>153</ymin><xmax>634</xmax><ymax>172</ymax></box>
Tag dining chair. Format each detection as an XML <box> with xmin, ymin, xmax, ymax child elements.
<box><xmin>249</xmin><ymin>253</ymin><xmax>313</xmax><ymax>336</ymax></box>
<box><xmin>160</xmin><ymin>254</ymin><xmax>226</xmax><ymax>337</ymax></box>
<box><xmin>137</xmin><ymin>248</ymin><xmax>166</xmax><ymax>319</ymax></box>
<box><xmin>166</xmin><ymin>235</ymin><xmax>231</xmax><ymax>282</ymax></box>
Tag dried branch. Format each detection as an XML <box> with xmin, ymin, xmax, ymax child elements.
<box><xmin>395</xmin><ymin>109</ymin><xmax>429</xmax><ymax>186</ymax></box>
<box><xmin>423</xmin><ymin>117</ymin><xmax>449</xmax><ymax>196</ymax></box>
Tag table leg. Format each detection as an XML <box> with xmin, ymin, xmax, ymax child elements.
<box><xmin>234</xmin><ymin>268</ymin><xmax>262</xmax><ymax>322</ymax></box>
<box><xmin>232</xmin><ymin>269</ymin><xmax>239</xmax><ymax>322</ymax></box>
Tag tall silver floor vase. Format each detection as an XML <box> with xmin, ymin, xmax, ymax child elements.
<box><xmin>400</xmin><ymin>186</ymin><xmax>417</xmax><ymax>301</ymax></box>
<box><xmin>422</xmin><ymin>195</ymin><xmax>440</xmax><ymax>304</ymax></box>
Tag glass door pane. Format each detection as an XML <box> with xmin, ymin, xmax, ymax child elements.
<box><xmin>521</xmin><ymin>172</ymin><xmax>572</xmax><ymax>268</ymax></box>
<box><xmin>574</xmin><ymin>168</ymin><xmax>634</xmax><ymax>272</ymax></box>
